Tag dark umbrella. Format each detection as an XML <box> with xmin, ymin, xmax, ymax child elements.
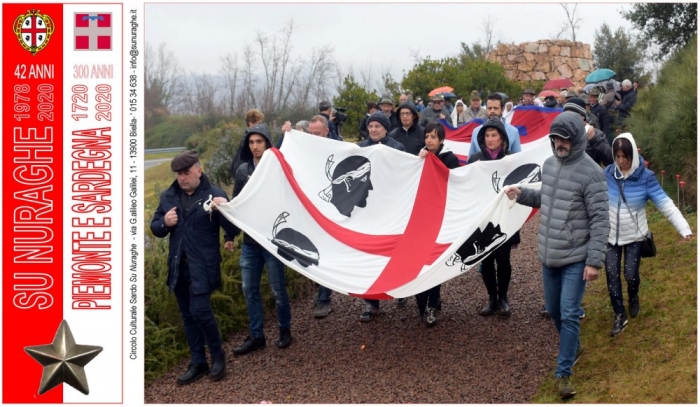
<box><xmin>496</xmin><ymin>92</ymin><xmax>509</xmax><ymax>101</ymax></box>
<box><xmin>585</xmin><ymin>68</ymin><xmax>616</xmax><ymax>84</ymax></box>
<box><xmin>441</xmin><ymin>92</ymin><xmax>457</xmax><ymax>99</ymax></box>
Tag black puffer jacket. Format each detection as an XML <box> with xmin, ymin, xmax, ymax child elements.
<box><xmin>357</xmin><ymin>135</ymin><xmax>405</xmax><ymax>151</ymax></box>
<box><xmin>388</xmin><ymin>101</ymin><xmax>425</xmax><ymax>155</ymax></box>
<box><xmin>434</xmin><ymin>144</ymin><xmax>460</xmax><ymax>169</ymax></box>
<box><xmin>150</xmin><ymin>173</ymin><xmax>237</xmax><ymax>294</ymax></box>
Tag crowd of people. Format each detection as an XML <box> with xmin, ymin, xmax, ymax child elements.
<box><xmin>149</xmin><ymin>82</ymin><xmax>692</xmax><ymax>400</ymax></box>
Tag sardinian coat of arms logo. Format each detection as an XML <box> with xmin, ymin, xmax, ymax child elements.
<box><xmin>13</xmin><ymin>9</ymin><xmax>55</xmax><ymax>56</ymax></box>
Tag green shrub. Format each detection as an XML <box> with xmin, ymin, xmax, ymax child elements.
<box><xmin>145</xmin><ymin>116</ymin><xmax>205</xmax><ymax>149</ymax></box>
<box><xmin>626</xmin><ymin>36</ymin><xmax>697</xmax><ymax>209</ymax></box>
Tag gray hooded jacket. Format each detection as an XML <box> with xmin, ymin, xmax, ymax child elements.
<box><xmin>517</xmin><ymin>112</ymin><xmax>609</xmax><ymax>268</ymax></box>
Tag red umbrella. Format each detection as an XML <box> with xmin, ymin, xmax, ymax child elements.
<box><xmin>428</xmin><ymin>86</ymin><xmax>454</xmax><ymax>97</ymax></box>
<box><xmin>542</xmin><ymin>78</ymin><xmax>574</xmax><ymax>90</ymax></box>
<box><xmin>538</xmin><ymin>90</ymin><xmax>559</xmax><ymax>98</ymax></box>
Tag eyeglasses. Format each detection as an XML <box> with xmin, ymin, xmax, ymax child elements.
<box><xmin>399</xmin><ymin>112</ymin><xmax>413</xmax><ymax>116</ymax></box>
<box><xmin>433</xmin><ymin>100</ymin><xmax>443</xmax><ymax>104</ymax></box>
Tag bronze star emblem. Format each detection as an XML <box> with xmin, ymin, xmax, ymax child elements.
<box><xmin>24</xmin><ymin>320</ymin><xmax>103</xmax><ymax>395</ymax></box>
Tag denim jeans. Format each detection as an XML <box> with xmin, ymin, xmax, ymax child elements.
<box><xmin>316</xmin><ymin>284</ymin><xmax>332</xmax><ymax>305</ymax></box>
<box><xmin>240</xmin><ymin>243</ymin><xmax>291</xmax><ymax>338</ymax></box>
<box><xmin>174</xmin><ymin>262</ymin><xmax>223</xmax><ymax>365</ymax></box>
<box><xmin>542</xmin><ymin>261</ymin><xmax>587</xmax><ymax>378</ymax></box>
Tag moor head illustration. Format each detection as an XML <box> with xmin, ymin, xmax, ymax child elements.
<box><xmin>318</xmin><ymin>155</ymin><xmax>373</xmax><ymax>217</ymax></box>
<box><xmin>270</xmin><ymin>212</ymin><xmax>320</xmax><ymax>268</ymax></box>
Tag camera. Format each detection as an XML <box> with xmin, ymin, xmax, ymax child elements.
<box><xmin>332</xmin><ymin>106</ymin><xmax>348</xmax><ymax>124</ymax></box>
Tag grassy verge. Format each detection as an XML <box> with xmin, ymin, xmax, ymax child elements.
<box><xmin>532</xmin><ymin>210</ymin><xmax>697</xmax><ymax>403</ymax></box>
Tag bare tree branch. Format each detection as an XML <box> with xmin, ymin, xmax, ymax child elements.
<box><xmin>560</xmin><ymin>3</ymin><xmax>583</xmax><ymax>42</ymax></box>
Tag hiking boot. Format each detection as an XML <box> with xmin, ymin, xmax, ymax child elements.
<box><xmin>498</xmin><ymin>296</ymin><xmax>511</xmax><ymax>317</ymax></box>
<box><xmin>425</xmin><ymin>306</ymin><xmax>438</xmax><ymax>327</ymax></box>
<box><xmin>277</xmin><ymin>328</ymin><xmax>292</xmax><ymax>349</ymax></box>
<box><xmin>359</xmin><ymin>303</ymin><xmax>379</xmax><ymax>322</ymax></box>
<box><xmin>610</xmin><ymin>313</ymin><xmax>628</xmax><ymax>337</ymax></box>
<box><xmin>479</xmin><ymin>295</ymin><xmax>498</xmax><ymax>316</ymax></box>
<box><xmin>396</xmin><ymin>297</ymin><xmax>408</xmax><ymax>306</ymax></box>
<box><xmin>233</xmin><ymin>335</ymin><xmax>266</xmax><ymax>356</ymax></box>
<box><xmin>629</xmin><ymin>296</ymin><xmax>640</xmax><ymax>318</ymax></box>
<box><xmin>573</xmin><ymin>345</ymin><xmax>585</xmax><ymax>367</ymax></box>
<box><xmin>556</xmin><ymin>376</ymin><xmax>576</xmax><ymax>400</ymax></box>
<box><xmin>176</xmin><ymin>363</ymin><xmax>209</xmax><ymax>385</ymax></box>
<box><xmin>313</xmin><ymin>302</ymin><xmax>331</xmax><ymax>318</ymax></box>
<box><xmin>209</xmin><ymin>353</ymin><xmax>226</xmax><ymax>382</ymax></box>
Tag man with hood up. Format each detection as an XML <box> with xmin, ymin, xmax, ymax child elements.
<box><xmin>505</xmin><ymin>112</ymin><xmax>609</xmax><ymax>400</ymax></box>
<box><xmin>226</xmin><ymin>124</ymin><xmax>294</xmax><ymax>356</ymax></box>
<box><xmin>388</xmin><ymin>100</ymin><xmax>425</xmax><ymax>155</ymax></box>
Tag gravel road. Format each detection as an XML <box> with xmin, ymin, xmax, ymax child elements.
<box><xmin>145</xmin><ymin>215</ymin><xmax>559</xmax><ymax>403</ymax></box>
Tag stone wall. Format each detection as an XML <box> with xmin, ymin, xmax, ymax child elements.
<box><xmin>485</xmin><ymin>40</ymin><xmax>595</xmax><ymax>88</ymax></box>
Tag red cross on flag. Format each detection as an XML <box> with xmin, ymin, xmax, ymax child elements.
<box><xmin>214</xmin><ymin>131</ymin><xmax>551</xmax><ymax>299</ymax></box>
<box><xmin>74</xmin><ymin>12</ymin><xmax>111</xmax><ymax>51</ymax></box>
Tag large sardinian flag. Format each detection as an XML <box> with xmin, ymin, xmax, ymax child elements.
<box><xmin>442</xmin><ymin>105</ymin><xmax>562</xmax><ymax>164</ymax></box>
<box><xmin>213</xmin><ymin>130</ymin><xmax>553</xmax><ymax>299</ymax></box>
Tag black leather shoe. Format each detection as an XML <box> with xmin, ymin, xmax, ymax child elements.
<box><xmin>209</xmin><ymin>353</ymin><xmax>226</xmax><ymax>381</ymax></box>
<box><xmin>479</xmin><ymin>295</ymin><xmax>498</xmax><ymax>316</ymax></box>
<box><xmin>277</xmin><ymin>328</ymin><xmax>292</xmax><ymax>349</ymax></box>
<box><xmin>176</xmin><ymin>363</ymin><xmax>209</xmax><ymax>385</ymax></box>
<box><xmin>499</xmin><ymin>296</ymin><xmax>511</xmax><ymax>317</ymax></box>
<box><xmin>233</xmin><ymin>335</ymin><xmax>266</xmax><ymax>356</ymax></box>
<box><xmin>629</xmin><ymin>295</ymin><xmax>640</xmax><ymax>318</ymax></box>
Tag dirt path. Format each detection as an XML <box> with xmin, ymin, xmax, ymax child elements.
<box><xmin>145</xmin><ymin>215</ymin><xmax>559</xmax><ymax>403</ymax></box>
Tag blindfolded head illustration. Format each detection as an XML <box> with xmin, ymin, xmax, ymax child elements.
<box><xmin>270</xmin><ymin>212</ymin><xmax>320</xmax><ymax>268</ymax></box>
<box><xmin>318</xmin><ymin>155</ymin><xmax>373</xmax><ymax>217</ymax></box>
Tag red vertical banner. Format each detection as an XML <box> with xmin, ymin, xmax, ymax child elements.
<box><xmin>3</xmin><ymin>3</ymin><xmax>63</xmax><ymax>403</ymax></box>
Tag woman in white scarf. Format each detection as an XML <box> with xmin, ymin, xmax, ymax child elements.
<box><xmin>502</xmin><ymin>101</ymin><xmax>514</xmax><ymax>124</ymax></box>
<box><xmin>451</xmin><ymin>100</ymin><xmax>466</xmax><ymax>127</ymax></box>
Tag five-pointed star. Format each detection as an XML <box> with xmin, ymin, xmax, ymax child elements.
<box><xmin>24</xmin><ymin>320</ymin><xmax>103</xmax><ymax>395</ymax></box>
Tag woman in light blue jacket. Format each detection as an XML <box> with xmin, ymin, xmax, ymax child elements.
<box><xmin>605</xmin><ymin>133</ymin><xmax>692</xmax><ymax>337</ymax></box>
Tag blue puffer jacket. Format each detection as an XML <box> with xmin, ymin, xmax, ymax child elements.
<box><xmin>606</xmin><ymin>133</ymin><xmax>692</xmax><ymax>245</ymax></box>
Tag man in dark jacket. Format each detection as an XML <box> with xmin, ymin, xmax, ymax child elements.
<box><xmin>418</xmin><ymin>93</ymin><xmax>450</xmax><ymax>127</ymax></box>
<box><xmin>389</xmin><ymin>101</ymin><xmax>425</xmax><ymax>155</ymax></box>
<box><xmin>229</xmin><ymin>124</ymin><xmax>294</xmax><ymax>355</ymax></box>
<box><xmin>358</xmin><ymin>101</ymin><xmax>377</xmax><ymax>140</ymax></box>
<box><xmin>150</xmin><ymin>151</ymin><xmax>237</xmax><ymax>385</ymax></box>
<box><xmin>377</xmin><ymin>97</ymin><xmax>400</xmax><ymax>133</ymax></box>
<box><xmin>614</xmin><ymin>79</ymin><xmax>637</xmax><ymax>128</ymax></box>
<box><xmin>563</xmin><ymin>98</ymin><xmax>613</xmax><ymax>167</ymax></box>
<box><xmin>588</xmin><ymin>88</ymin><xmax>609</xmax><ymax>138</ymax></box>
<box><xmin>357</xmin><ymin>112</ymin><xmax>405</xmax><ymax>321</ymax></box>
<box><xmin>357</xmin><ymin>112</ymin><xmax>406</xmax><ymax>151</ymax></box>
<box><xmin>319</xmin><ymin>100</ymin><xmax>339</xmax><ymax>139</ymax></box>
<box><xmin>505</xmin><ymin>112</ymin><xmax>609</xmax><ymax>400</ymax></box>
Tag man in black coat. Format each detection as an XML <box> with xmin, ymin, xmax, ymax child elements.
<box><xmin>588</xmin><ymin>88</ymin><xmax>609</xmax><ymax>139</ymax></box>
<box><xmin>388</xmin><ymin>100</ymin><xmax>425</xmax><ymax>155</ymax></box>
<box><xmin>150</xmin><ymin>151</ymin><xmax>237</xmax><ymax>385</ymax></box>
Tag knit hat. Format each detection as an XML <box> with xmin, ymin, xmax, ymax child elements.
<box><xmin>563</xmin><ymin>97</ymin><xmax>587</xmax><ymax>117</ymax></box>
<box><xmin>171</xmin><ymin>150</ymin><xmax>200</xmax><ymax>172</ymax></box>
<box><xmin>366</xmin><ymin>111</ymin><xmax>391</xmax><ymax>131</ymax></box>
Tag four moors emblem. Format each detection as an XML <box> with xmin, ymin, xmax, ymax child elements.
<box><xmin>13</xmin><ymin>9</ymin><xmax>55</xmax><ymax>56</ymax></box>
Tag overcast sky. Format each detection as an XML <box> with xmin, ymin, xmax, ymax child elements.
<box><xmin>145</xmin><ymin>2</ymin><xmax>635</xmax><ymax>84</ymax></box>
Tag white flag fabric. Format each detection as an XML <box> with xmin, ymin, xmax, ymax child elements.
<box><xmin>215</xmin><ymin>130</ymin><xmax>551</xmax><ymax>299</ymax></box>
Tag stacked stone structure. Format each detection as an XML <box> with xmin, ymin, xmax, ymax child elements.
<box><xmin>486</xmin><ymin>40</ymin><xmax>595</xmax><ymax>88</ymax></box>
